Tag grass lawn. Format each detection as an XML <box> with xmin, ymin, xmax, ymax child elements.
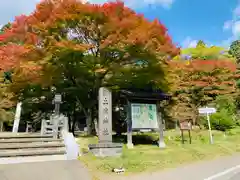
<box><xmin>77</xmin><ymin>128</ymin><xmax>240</xmax><ymax>175</ymax></box>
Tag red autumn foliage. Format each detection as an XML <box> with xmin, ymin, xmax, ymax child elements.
<box><xmin>169</xmin><ymin>59</ymin><xmax>237</xmax><ymax>99</ymax></box>
<box><xmin>0</xmin><ymin>44</ymin><xmax>30</xmax><ymax>71</ymax></box>
<box><xmin>0</xmin><ymin>0</ymin><xmax>180</xmax><ymax>90</ymax></box>
<box><xmin>0</xmin><ymin>0</ymin><xmax>179</xmax><ymax>55</ymax></box>
<box><xmin>167</xmin><ymin>59</ymin><xmax>238</xmax><ymax>121</ymax></box>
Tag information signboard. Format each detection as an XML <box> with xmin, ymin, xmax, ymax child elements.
<box><xmin>180</xmin><ymin>121</ymin><xmax>192</xmax><ymax>130</ymax></box>
<box><xmin>131</xmin><ymin>103</ymin><xmax>158</xmax><ymax>129</ymax></box>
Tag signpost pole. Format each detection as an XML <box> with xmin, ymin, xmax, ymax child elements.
<box><xmin>207</xmin><ymin>112</ymin><xmax>213</xmax><ymax>144</ymax></box>
<box><xmin>198</xmin><ymin>107</ymin><xmax>216</xmax><ymax>145</ymax></box>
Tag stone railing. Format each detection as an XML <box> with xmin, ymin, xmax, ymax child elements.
<box><xmin>41</xmin><ymin>114</ymin><xmax>68</xmax><ymax>138</ymax></box>
<box><xmin>61</xmin><ymin>129</ymin><xmax>80</xmax><ymax>159</ymax></box>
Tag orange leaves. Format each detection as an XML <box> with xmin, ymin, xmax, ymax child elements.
<box><xmin>169</xmin><ymin>59</ymin><xmax>237</xmax><ymax>97</ymax></box>
<box><xmin>99</xmin><ymin>3</ymin><xmax>179</xmax><ymax>56</ymax></box>
<box><xmin>187</xmin><ymin>59</ymin><xmax>236</xmax><ymax>72</ymax></box>
<box><xmin>55</xmin><ymin>40</ymin><xmax>93</xmax><ymax>52</ymax></box>
<box><xmin>0</xmin><ymin>44</ymin><xmax>30</xmax><ymax>71</ymax></box>
<box><xmin>0</xmin><ymin>0</ymin><xmax>180</xmax><ymax>94</ymax></box>
<box><xmin>25</xmin><ymin>0</ymin><xmax>179</xmax><ymax>57</ymax></box>
<box><xmin>168</xmin><ymin>59</ymin><xmax>238</xmax><ymax>121</ymax></box>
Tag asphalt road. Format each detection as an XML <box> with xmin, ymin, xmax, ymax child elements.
<box><xmin>1</xmin><ymin>154</ymin><xmax>240</xmax><ymax>180</ymax></box>
<box><xmin>0</xmin><ymin>160</ymin><xmax>92</xmax><ymax>180</ymax></box>
<box><xmin>105</xmin><ymin>154</ymin><xmax>240</xmax><ymax>180</ymax></box>
<box><xmin>156</xmin><ymin>154</ymin><xmax>240</xmax><ymax>180</ymax></box>
<box><xmin>230</xmin><ymin>172</ymin><xmax>240</xmax><ymax>180</ymax></box>
<box><xmin>154</xmin><ymin>154</ymin><xmax>240</xmax><ymax>180</ymax></box>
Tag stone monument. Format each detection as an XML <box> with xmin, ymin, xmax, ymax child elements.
<box><xmin>88</xmin><ymin>87</ymin><xmax>123</xmax><ymax>157</ymax></box>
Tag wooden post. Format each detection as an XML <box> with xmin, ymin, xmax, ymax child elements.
<box><xmin>181</xmin><ymin>130</ymin><xmax>184</xmax><ymax>144</ymax></box>
<box><xmin>188</xmin><ymin>130</ymin><xmax>192</xmax><ymax>144</ymax></box>
<box><xmin>157</xmin><ymin>102</ymin><xmax>166</xmax><ymax>148</ymax></box>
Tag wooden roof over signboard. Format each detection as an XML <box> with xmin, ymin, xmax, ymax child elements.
<box><xmin>120</xmin><ymin>88</ymin><xmax>171</xmax><ymax>101</ymax></box>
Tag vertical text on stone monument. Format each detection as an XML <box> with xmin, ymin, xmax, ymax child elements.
<box><xmin>98</xmin><ymin>87</ymin><xmax>112</xmax><ymax>142</ymax></box>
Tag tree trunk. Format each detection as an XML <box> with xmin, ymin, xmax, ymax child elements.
<box><xmin>94</xmin><ymin>118</ymin><xmax>99</xmax><ymax>136</ymax></box>
<box><xmin>71</xmin><ymin>108</ymin><xmax>78</xmax><ymax>136</ymax></box>
<box><xmin>0</xmin><ymin>121</ymin><xmax>3</xmax><ymax>132</ymax></box>
<box><xmin>67</xmin><ymin>113</ymin><xmax>72</xmax><ymax>132</ymax></box>
<box><xmin>86</xmin><ymin>109</ymin><xmax>92</xmax><ymax>135</ymax></box>
<box><xmin>71</xmin><ymin>116</ymin><xmax>76</xmax><ymax>136</ymax></box>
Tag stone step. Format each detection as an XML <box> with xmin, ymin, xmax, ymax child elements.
<box><xmin>0</xmin><ymin>147</ymin><xmax>66</xmax><ymax>157</ymax></box>
<box><xmin>0</xmin><ymin>155</ymin><xmax>67</xmax><ymax>165</ymax></box>
<box><xmin>0</xmin><ymin>142</ymin><xmax>65</xmax><ymax>149</ymax></box>
<box><xmin>0</xmin><ymin>133</ymin><xmax>53</xmax><ymax>139</ymax></box>
<box><xmin>0</xmin><ymin>138</ymin><xmax>63</xmax><ymax>143</ymax></box>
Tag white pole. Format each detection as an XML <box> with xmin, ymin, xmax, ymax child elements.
<box><xmin>207</xmin><ymin>112</ymin><xmax>213</xmax><ymax>144</ymax></box>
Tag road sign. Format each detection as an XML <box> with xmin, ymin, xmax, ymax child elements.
<box><xmin>198</xmin><ymin>107</ymin><xmax>216</xmax><ymax>114</ymax></box>
<box><xmin>198</xmin><ymin>107</ymin><xmax>216</xmax><ymax>144</ymax></box>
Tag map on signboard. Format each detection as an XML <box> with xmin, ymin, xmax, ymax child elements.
<box><xmin>131</xmin><ymin>103</ymin><xmax>158</xmax><ymax>129</ymax></box>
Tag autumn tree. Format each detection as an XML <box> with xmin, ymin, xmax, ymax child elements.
<box><xmin>0</xmin><ymin>74</ymin><xmax>14</xmax><ymax>131</ymax></box>
<box><xmin>168</xmin><ymin>59</ymin><xmax>237</xmax><ymax>124</ymax></box>
<box><xmin>0</xmin><ymin>0</ymin><xmax>179</xmax><ymax>133</ymax></box>
<box><xmin>174</xmin><ymin>41</ymin><xmax>233</xmax><ymax>61</ymax></box>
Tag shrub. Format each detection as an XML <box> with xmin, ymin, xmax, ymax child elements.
<box><xmin>203</xmin><ymin>109</ymin><xmax>236</xmax><ymax>131</ymax></box>
<box><xmin>214</xmin><ymin>95</ymin><xmax>236</xmax><ymax>115</ymax></box>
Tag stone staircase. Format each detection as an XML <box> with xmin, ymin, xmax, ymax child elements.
<box><xmin>0</xmin><ymin>133</ymin><xmax>68</xmax><ymax>164</ymax></box>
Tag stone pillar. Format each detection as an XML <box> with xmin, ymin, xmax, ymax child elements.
<box><xmin>88</xmin><ymin>87</ymin><xmax>122</xmax><ymax>157</ymax></box>
<box><xmin>52</xmin><ymin>116</ymin><xmax>59</xmax><ymax>139</ymax></box>
<box><xmin>41</xmin><ymin>119</ymin><xmax>46</xmax><ymax>136</ymax></box>
<box><xmin>98</xmin><ymin>87</ymin><xmax>112</xmax><ymax>143</ymax></box>
<box><xmin>127</xmin><ymin>101</ymin><xmax>133</xmax><ymax>149</ymax></box>
<box><xmin>63</xmin><ymin>116</ymin><xmax>69</xmax><ymax>131</ymax></box>
<box><xmin>12</xmin><ymin>102</ymin><xmax>22</xmax><ymax>133</ymax></box>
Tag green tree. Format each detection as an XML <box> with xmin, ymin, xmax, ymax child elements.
<box><xmin>0</xmin><ymin>75</ymin><xmax>14</xmax><ymax>131</ymax></box>
<box><xmin>196</xmin><ymin>40</ymin><xmax>206</xmax><ymax>48</ymax></box>
<box><xmin>229</xmin><ymin>40</ymin><xmax>240</xmax><ymax>63</ymax></box>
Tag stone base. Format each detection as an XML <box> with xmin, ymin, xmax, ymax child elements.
<box><xmin>88</xmin><ymin>143</ymin><xmax>123</xmax><ymax>157</ymax></box>
<box><xmin>158</xmin><ymin>141</ymin><xmax>166</xmax><ymax>148</ymax></box>
<box><xmin>127</xmin><ymin>143</ymin><xmax>134</xmax><ymax>149</ymax></box>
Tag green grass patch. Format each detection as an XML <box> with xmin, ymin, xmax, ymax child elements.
<box><xmin>77</xmin><ymin>129</ymin><xmax>240</xmax><ymax>174</ymax></box>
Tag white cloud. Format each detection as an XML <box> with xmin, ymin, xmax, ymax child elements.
<box><xmin>223</xmin><ymin>20</ymin><xmax>232</xmax><ymax>30</ymax></box>
<box><xmin>0</xmin><ymin>0</ymin><xmax>173</xmax><ymax>26</ymax></box>
<box><xmin>234</xmin><ymin>4</ymin><xmax>240</xmax><ymax>17</ymax></box>
<box><xmin>232</xmin><ymin>21</ymin><xmax>240</xmax><ymax>37</ymax></box>
<box><xmin>222</xmin><ymin>2</ymin><xmax>240</xmax><ymax>47</ymax></box>
<box><xmin>221</xmin><ymin>37</ymin><xmax>235</xmax><ymax>49</ymax></box>
<box><xmin>182</xmin><ymin>37</ymin><xmax>198</xmax><ymax>48</ymax></box>
<box><xmin>88</xmin><ymin>0</ymin><xmax>174</xmax><ymax>9</ymax></box>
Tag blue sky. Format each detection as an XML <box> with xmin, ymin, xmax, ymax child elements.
<box><xmin>0</xmin><ymin>0</ymin><xmax>239</xmax><ymax>48</ymax></box>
